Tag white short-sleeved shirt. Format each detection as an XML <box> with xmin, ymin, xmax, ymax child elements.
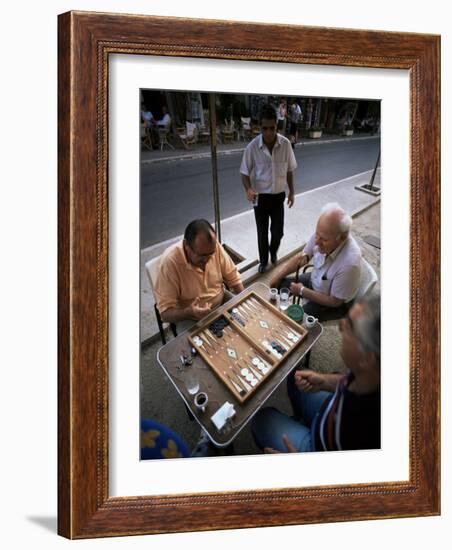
<box><xmin>141</xmin><ymin>110</ymin><xmax>153</xmax><ymax>122</ymax></box>
<box><xmin>157</xmin><ymin>113</ymin><xmax>171</xmax><ymax>127</ymax></box>
<box><xmin>239</xmin><ymin>133</ymin><xmax>297</xmax><ymax>194</ymax></box>
<box><xmin>303</xmin><ymin>234</ymin><xmax>362</xmax><ymax>302</ymax></box>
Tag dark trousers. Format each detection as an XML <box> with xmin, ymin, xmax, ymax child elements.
<box><xmin>253</xmin><ymin>192</ymin><xmax>285</xmax><ymax>266</ymax></box>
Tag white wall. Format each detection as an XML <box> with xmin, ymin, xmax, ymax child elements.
<box><xmin>0</xmin><ymin>0</ymin><xmax>450</xmax><ymax>548</ymax></box>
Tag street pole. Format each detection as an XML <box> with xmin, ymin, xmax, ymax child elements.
<box><xmin>368</xmin><ymin>148</ymin><xmax>381</xmax><ymax>191</ymax></box>
<box><xmin>209</xmin><ymin>93</ymin><xmax>221</xmax><ymax>242</ymax></box>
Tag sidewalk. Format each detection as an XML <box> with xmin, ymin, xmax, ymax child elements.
<box><xmin>141</xmin><ymin>168</ymin><xmax>381</xmax><ymax>344</ymax></box>
<box><xmin>141</xmin><ymin>132</ymin><xmax>379</xmax><ymax>165</ymax></box>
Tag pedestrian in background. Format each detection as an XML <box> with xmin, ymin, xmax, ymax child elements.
<box><xmin>288</xmin><ymin>99</ymin><xmax>302</xmax><ymax>149</ymax></box>
<box><xmin>277</xmin><ymin>98</ymin><xmax>287</xmax><ymax>134</ymax></box>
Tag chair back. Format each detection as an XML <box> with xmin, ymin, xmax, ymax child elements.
<box><xmin>145</xmin><ymin>255</ymin><xmax>179</xmax><ymax>344</ymax></box>
<box><xmin>186</xmin><ymin>121</ymin><xmax>197</xmax><ymax>138</ymax></box>
<box><xmin>355</xmin><ymin>257</ymin><xmax>378</xmax><ymax>301</ymax></box>
<box><xmin>241</xmin><ymin>117</ymin><xmax>251</xmax><ymax>130</ymax></box>
<box><xmin>141</xmin><ymin>418</ymin><xmax>190</xmax><ymax>459</ymax></box>
<box><xmin>145</xmin><ymin>256</ymin><xmax>162</xmax><ymax>294</ymax></box>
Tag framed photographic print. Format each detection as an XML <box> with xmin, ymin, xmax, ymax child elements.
<box><xmin>58</xmin><ymin>11</ymin><xmax>440</xmax><ymax>538</ymax></box>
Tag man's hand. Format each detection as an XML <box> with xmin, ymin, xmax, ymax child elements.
<box><xmin>269</xmin><ymin>253</ymin><xmax>308</xmax><ymax>290</ymax></box>
<box><xmin>246</xmin><ymin>188</ymin><xmax>257</xmax><ymax>202</ymax></box>
<box><xmin>289</xmin><ymin>282</ymin><xmax>303</xmax><ymax>296</ymax></box>
<box><xmin>287</xmin><ymin>192</ymin><xmax>295</xmax><ymax>208</ymax></box>
<box><xmin>186</xmin><ymin>297</ymin><xmax>212</xmax><ymax>320</ymax></box>
<box><xmin>264</xmin><ymin>434</ymin><xmax>297</xmax><ymax>454</ymax></box>
<box><xmin>294</xmin><ymin>370</ymin><xmax>325</xmax><ymax>393</ymax></box>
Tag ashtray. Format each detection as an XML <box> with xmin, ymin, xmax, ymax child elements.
<box><xmin>287</xmin><ymin>304</ymin><xmax>304</xmax><ymax>323</ymax></box>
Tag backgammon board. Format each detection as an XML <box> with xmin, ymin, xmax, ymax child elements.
<box><xmin>188</xmin><ymin>290</ymin><xmax>308</xmax><ymax>402</ymax></box>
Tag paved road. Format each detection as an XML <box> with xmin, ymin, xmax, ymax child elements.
<box><xmin>140</xmin><ymin>137</ymin><xmax>380</xmax><ymax>248</ymax></box>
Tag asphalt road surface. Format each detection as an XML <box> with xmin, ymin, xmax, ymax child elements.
<box><xmin>140</xmin><ymin>136</ymin><xmax>380</xmax><ymax>248</ymax></box>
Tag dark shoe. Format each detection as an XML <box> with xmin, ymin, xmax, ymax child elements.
<box><xmin>271</xmin><ymin>253</ymin><xmax>278</xmax><ymax>265</ymax></box>
<box><xmin>258</xmin><ymin>264</ymin><xmax>267</xmax><ymax>274</ymax></box>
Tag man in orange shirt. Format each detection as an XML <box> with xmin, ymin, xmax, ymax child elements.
<box><xmin>154</xmin><ymin>219</ymin><xmax>244</xmax><ymax>326</ymax></box>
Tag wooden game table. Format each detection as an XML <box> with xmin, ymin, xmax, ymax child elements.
<box><xmin>156</xmin><ymin>282</ymin><xmax>323</xmax><ymax>447</ymax></box>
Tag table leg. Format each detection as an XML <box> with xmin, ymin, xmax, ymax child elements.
<box><xmin>223</xmin><ymin>442</ymin><xmax>235</xmax><ymax>455</ymax></box>
<box><xmin>185</xmin><ymin>404</ymin><xmax>195</xmax><ymax>421</ymax></box>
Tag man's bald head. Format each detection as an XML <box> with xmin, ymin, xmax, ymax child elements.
<box><xmin>315</xmin><ymin>203</ymin><xmax>352</xmax><ymax>254</ymax></box>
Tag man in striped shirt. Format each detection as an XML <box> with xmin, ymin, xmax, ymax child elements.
<box><xmin>251</xmin><ymin>294</ymin><xmax>381</xmax><ymax>453</ymax></box>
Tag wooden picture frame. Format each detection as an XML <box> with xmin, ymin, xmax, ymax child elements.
<box><xmin>58</xmin><ymin>11</ymin><xmax>440</xmax><ymax>538</ymax></box>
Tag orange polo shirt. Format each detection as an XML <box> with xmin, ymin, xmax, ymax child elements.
<box><xmin>154</xmin><ymin>241</ymin><xmax>242</xmax><ymax>314</ymax></box>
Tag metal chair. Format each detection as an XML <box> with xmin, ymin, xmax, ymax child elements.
<box><xmin>221</xmin><ymin>122</ymin><xmax>235</xmax><ymax>144</ymax></box>
<box><xmin>354</xmin><ymin>258</ymin><xmax>378</xmax><ymax>300</ymax></box>
<box><xmin>197</xmin><ymin>125</ymin><xmax>210</xmax><ymax>144</ymax></box>
<box><xmin>141</xmin><ymin>123</ymin><xmax>153</xmax><ymax>151</ymax></box>
<box><xmin>145</xmin><ymin>256</ymin><xmax>177</xmax><ymax>345</ymax></box>
<box><xmin>251</xmin><ymin>123</ymin><xmax>261</xmax><ymax>138</ymax></box>
<box><xmin>239</xmin><ymin>117</ymin><xmax>252</xmax><ymax>141</ymax></box>
<box><xmin>177</xmin><ymin>122</ymin><xmax>198</xmax><ymax>149</ymax></box>
<box><xmin>158</xmin><ymin>126</ymin><xmax>174</xmax><ymax>151</ymax></box>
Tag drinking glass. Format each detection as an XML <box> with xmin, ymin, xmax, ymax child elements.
<box><xmin>279</xmin><ymin>287</ymin><xmax>290</xmax><ymax>311</ymax></box>
<box><xmin>184</xmin><ymin>369</ymin><xmax>199</xmax><ymax>395</ymax></box>
<box><xmin>269</xmin><ymin>287</ymin><xmax>279</xmax><ymax>303</ymax></box>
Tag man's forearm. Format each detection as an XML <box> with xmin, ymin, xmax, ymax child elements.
<box><xmin>241</xmin><ymin>174</ymin><xmax>252</xmax><ymax>191</ymax></box>
<box><xmin>273</xmin><ymin>255</ymin><xmax>300</xmax><ymax>283</ymax></box>
<box><xmin>287</xmin><ymin>171</ymin><xmax>294</xmax><ymax>195</ymax></box>
<box><xmin>160</xmin><ymin>306</ymin><xmax>191</xmax><ymax>324</ymax></box>
<box><xmin>230</xmin><ymin>282</ymin><xmax>245</xmax><ymax>294</ymax></box>
<box><xmin>270</xmin><ymin>252</ymin><xmax>309</xmax><ymax>286</ymax></box>
<box><xmin>319</xmin><ymin>372</ymin><xmax>343</xmax><ymax>392</ymax></box>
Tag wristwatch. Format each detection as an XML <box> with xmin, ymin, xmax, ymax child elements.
<box><xmin>299</xmin><ymin>285</ymin><xmax>304</xmax><ymax>298</ymax></box>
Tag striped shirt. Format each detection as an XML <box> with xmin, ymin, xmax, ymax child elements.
<box><xmin>314</xmin><ymin>372</ymin><xmax>381</xmax><ymax>451</ymax></box>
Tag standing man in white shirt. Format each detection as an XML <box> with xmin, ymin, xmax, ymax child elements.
<box><xmin>240</xmin><ymin>104</ymin><xmax>297</xmax><ymax>273</ymax></box>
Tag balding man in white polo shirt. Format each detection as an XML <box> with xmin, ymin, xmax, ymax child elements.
<box><xmin>269</xmin><ymin>203</ymin><xmax>363</xmax><ymax>318</ymax></box>
<box><xmin>240</xmin><ymin>103</ymin><xmax>297</xmax><ymax>273</ymax></box>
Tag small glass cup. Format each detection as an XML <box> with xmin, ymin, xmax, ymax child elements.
<box><xmin>269</xmin><ymin>287</ymin><xmax>279</xmax><ymax>303</ymax></box>
<box><xmin>183</xmin><ymin>369</ymin><xmax>200</xmax><ymax>395</ymax></box>
<box><xmin>279</xmin><ymin>287</ymin><xmax>290</xmax><ymax>311</ymax></box>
